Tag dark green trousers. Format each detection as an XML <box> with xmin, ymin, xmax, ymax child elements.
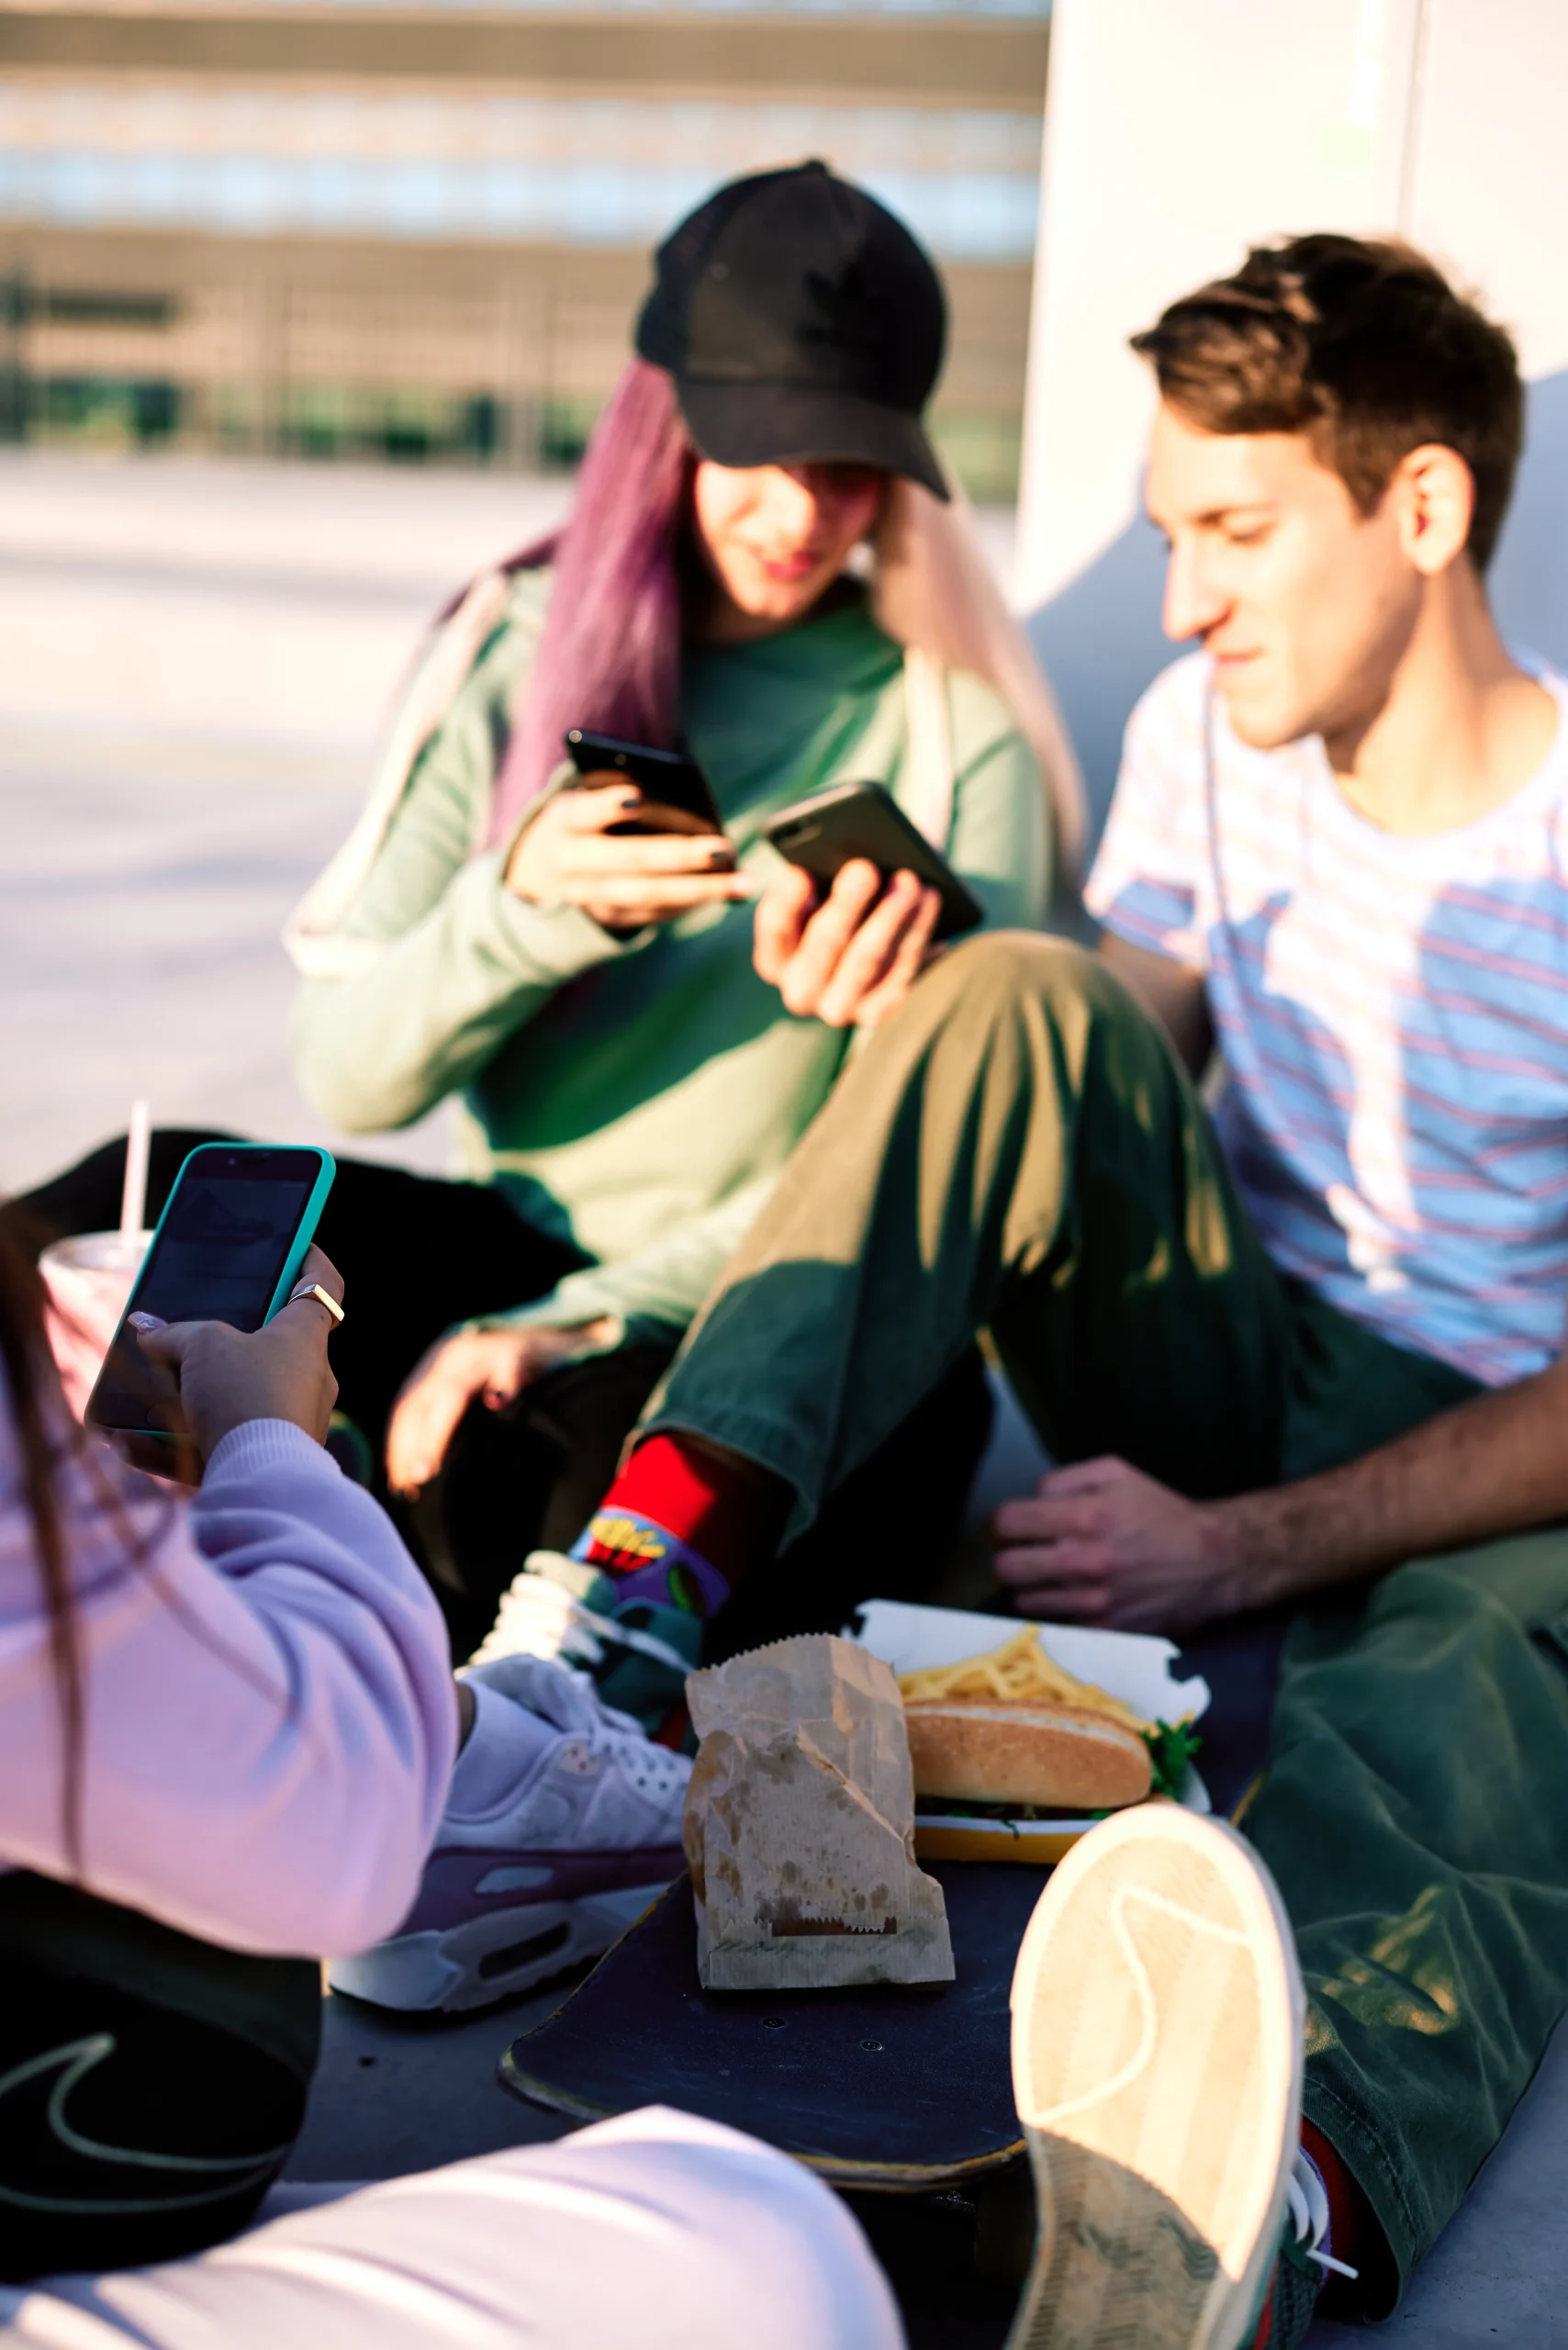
<box><xmin>649</xmin><ymin>932</ymin><xmax>1568</xmax><ymax>2314</ymax></box>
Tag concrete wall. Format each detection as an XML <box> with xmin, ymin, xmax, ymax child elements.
<box><xmin>1015</xmin><ymin>0</ymin><xmax>1568</xmax><ymax>847</ymax></box>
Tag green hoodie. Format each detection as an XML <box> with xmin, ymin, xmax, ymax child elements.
<box><xmin>290</xmin><ymin>567</ymin><xmax>1047</xmax><ymax>1345</ymax></box>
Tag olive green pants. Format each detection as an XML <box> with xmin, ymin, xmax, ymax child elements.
<box><xmin>650</xmin><ymin>933</ymin><xmax>1568</xmax><ymax>2314</ymax></box>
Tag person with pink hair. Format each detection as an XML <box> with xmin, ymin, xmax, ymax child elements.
<box><xmin>23</xmin><ymin>164</ymin><xmax>1078</xmax><ymax>2005</ymax></box>
<box><xmin>31</xmin><ymin>163</ymin><xmax>1075</xmax><ymax>1653</ymax></box>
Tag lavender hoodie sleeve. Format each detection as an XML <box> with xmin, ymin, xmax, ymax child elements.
<box><xmin>0</xmin><ymin>1402</ymin><xmax>456</xmax><ymax>1960</ymax></box>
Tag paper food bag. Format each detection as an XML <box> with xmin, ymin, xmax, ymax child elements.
<box><xmin>682</xmin><ymin>1632</ymin><xmax>955</xmax><ymax>1991</ymax></box>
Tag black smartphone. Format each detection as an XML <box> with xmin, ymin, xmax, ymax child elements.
<box><xmin>565</xmin><ymin>729</ymin><xmax>725</xmax><ymax>837</ymax></box>
<box><xmin>762</xmin><ymin>781</ymin><xmax>983</xmax><ymax>943</ymax></box>
<box><xmin>85</xmin><ymin>1143</ymin><xmax>336</xmax><ymax>1441</ymax></box>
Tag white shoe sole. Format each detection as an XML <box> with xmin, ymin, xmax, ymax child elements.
<box><xmin>328</xmin><ymin>1883</ymin><xmax>669</xmax><ymax>2015</ymax></box>
<box><xmin>1005</xmin><ymin>1806</ymin><xmax>1304</xmax><ymax>2350</ymax></box>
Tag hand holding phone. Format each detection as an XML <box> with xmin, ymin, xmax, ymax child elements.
<box><xmin>136</xmin><ymin>1243</ymin><xmax>344</xmax><ymax>1468</ymax></box>
<box><xmin>756</xmin><ymin>858</ymin><xmax>944</xmax><ymax>1030</ymax></box>
<box><xmin>86</xmin><ymin>1144</ymin><xmax>336</xmax><ymax>1446</ymax></box>
<box><xmin>504</xmin><ymin>737</ymin><xmax>750</xmax><ymax>929</ymax></box>
<box><xmin>755</xmin><ymin>780</ymin><xmax>982</xmax><ymax>1030</ymax></box>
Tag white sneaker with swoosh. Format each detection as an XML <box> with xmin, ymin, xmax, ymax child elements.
<box><xmin>1005</xmin><ymin>1805</ymin><xmax>1304</xmax><ymax>2350</ymax></box>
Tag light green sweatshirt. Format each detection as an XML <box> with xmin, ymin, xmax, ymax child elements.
<box><xmin>291</xmin><ymin>567</ymin><xmax>1047</xmax><ymax>1345</ymax></box>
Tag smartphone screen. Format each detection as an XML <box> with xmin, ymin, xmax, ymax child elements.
<box><xmin>88</xmin><ymin>1147</ymin><xmax>325</xmax><ymax>1435</ymax></box>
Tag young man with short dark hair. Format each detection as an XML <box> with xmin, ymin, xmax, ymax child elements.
<box><xmin>407</xmin><ymin>237</ymin><xmax>1568</xmax><ymax>2346</ymax></box>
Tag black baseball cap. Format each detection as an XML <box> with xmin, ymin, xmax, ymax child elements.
<box><xmin>636</xmin><ymin>161</ymin><xmax>949</xmax><ymax>500</ymax></box>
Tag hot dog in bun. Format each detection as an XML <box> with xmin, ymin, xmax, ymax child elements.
<box><xmin>903</xmin><ymin>1696</ymin><xmax>1151</xmax><ymax>1811</ymax></box>
<box><xmin>897</xmin><ymin>1626</ymin><xmax>1194</xmax><ymax>1814</ymax></box>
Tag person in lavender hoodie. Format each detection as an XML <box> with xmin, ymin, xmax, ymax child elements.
<box><xmin>0</xmin><ymin>1215</ymin><xmax>900</xmax><ymax>2347</ymax></box>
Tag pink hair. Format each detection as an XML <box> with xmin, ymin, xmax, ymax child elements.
<box><xmin>487</xmin><ymin>358</ymin><xmax>692</xmax><ymax>844</ymax></box>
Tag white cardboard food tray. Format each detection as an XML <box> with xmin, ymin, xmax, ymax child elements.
<box><xmin>846</xmin><ymin>1598</ymin><xmax>1212</xmax><ymax>1862</ymax></box>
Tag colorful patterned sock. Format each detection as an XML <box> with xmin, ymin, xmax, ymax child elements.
<box><xmin>570</xmin><ymin>1505</ymin><xmax>730</xmax><ymax>1618</ymax></box>
<box><xmin>571</xmin><ymin>1433</ymin><xmax>784</xmax><ymax>1618</ymax></box>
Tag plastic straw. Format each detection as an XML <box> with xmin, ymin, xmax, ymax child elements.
<box><xmin>120</xmin><ymin>1099</ymin><xmax>151</xmax><ymax>1243</ymax></box>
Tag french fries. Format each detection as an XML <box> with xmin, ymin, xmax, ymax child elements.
<box><xmin>897</xmin><ymin>1625</ymin><xmax>1152</xmax><ymax>1735</ymax></box>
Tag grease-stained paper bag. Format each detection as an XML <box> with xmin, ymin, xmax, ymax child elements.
<box><xmin>682</xmin><ymin>1632</ymin><xmax>955</xmax><ymax>1991</ymax></box>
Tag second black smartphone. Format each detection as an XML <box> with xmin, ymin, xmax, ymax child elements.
<box><xmin>762</xmin><ymin>780</ymin><xmax>983</xmax><ymax>942</ymax></box>
<box><xmin>565</xmin><ymin>729</ymin><xmax>725</xmax><ymax>836</ymax></box>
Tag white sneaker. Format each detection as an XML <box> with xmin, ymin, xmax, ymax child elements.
<box><xmin>467</xmin><ymin>1550</ymin><xmax>702</xmax><ymax>1739</ymax></box>
<box><xmin>1005</xmin><ymin>1804</ymin><xmax>1305</xmax><ymax>2350</ymax></box>
<box><xmin>328</xmin><ymin>1655</ymin><xmax>691</xmax><ymax>2015</ymax></box>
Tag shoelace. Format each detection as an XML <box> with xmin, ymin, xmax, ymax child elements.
<box><xmin>474</xmin><ymin>1571</ymin><xmax>693</xmax><ymax>1679</ymax></box>
<box><xmin>1286</xmin><ymin>2147</ymin><xmax>1359</xmax><ymax>2281</ymax></box>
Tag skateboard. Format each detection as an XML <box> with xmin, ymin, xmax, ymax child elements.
<box><xmin>500</xmin><ymin>1859</ymin><xmax>1047</xmax><ymax>2190</ymax></box>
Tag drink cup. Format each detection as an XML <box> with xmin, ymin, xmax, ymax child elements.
<box><xmin>41</xmin><ymin>1229</ymin><xmax>151</xmax><ymax>1422</ymax></box>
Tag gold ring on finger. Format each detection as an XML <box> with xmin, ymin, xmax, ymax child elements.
<box><xmin>288</xmin><ymin>1281</ymin><xmax>344</xmax><ymax>1326</ymax></box>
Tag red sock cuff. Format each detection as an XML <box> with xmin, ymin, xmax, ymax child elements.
<box><xmin>1300</xmin><ymin>2120</ymin><xmax>1374</xmax><ymax>2281</ymax></box>
<box><xmin>597</xmin><ymin>1433</ymin><xmax>782</xmax><ymax>1583</ymax></box>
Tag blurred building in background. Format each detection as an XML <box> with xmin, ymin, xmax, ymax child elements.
<box><xmin>0</xmin><ymin>0</ymin><xmax>1048</xmax><ymax>498</ymax></box>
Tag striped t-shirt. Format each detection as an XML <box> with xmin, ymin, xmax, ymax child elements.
<box><xmin>1085</xmin><ymin>651</ymin><xmax>1568</xmax><ymax>1389</ymax></box>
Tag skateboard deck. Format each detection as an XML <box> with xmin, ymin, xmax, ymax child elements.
<box><xmin>500</xmin><ymin>1859</ymin><xmax>1047</xmax><ymax>2188</ymax></box>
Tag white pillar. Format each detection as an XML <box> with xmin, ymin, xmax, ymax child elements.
<box><xmin>1017</xmin><ymin>0</ymin><xmax>1568</xmax><ymax>845</ymax></box>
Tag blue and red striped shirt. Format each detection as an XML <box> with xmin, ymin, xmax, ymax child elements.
<box><xmin>1086</xmin><ymin>653</ymin><xmax>1568</xmax><ymax>1388</ymax></box>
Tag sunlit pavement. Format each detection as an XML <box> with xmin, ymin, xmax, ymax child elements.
<box><xmin>0</xmin><ymin>451</ymin><xmax>578</xmax><ymax>1193</ymax></box>
<box><xmin>4</xmin><ymin>449</ymin><xmax>1562</xmax><ymax>2345</ymax></box>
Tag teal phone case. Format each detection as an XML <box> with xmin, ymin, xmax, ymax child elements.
<box><xmin>259</xmin><ymin>1148</ymin><xmax>336</xmax><ymax>1322</ymax></box>
<box><xmin>138</xmin><ymin>1143</ymin><xmax>337</xmax><ymax>1326</ymax></box>
<box><xmin>90</xmin><ymin>1144</ymin><xmax>336</xmax><ymax>1440</ymax></box>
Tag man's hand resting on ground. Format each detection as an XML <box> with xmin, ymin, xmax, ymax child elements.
<box><xmin>135</xmin><ymin>1244</ymin><xmax>344</xmax><ymax>1476</ymax></box>
<box><xmin>756</xmin><ymin>858</ymin><xmax>943</xmax><ymax>1028</ymax></box>
<box><xmin>991</xmin><ymin>1457</ymin><xmax>1233</xmax><ymax>1638</ymax></box>
<box><xmin>386</xmin><ymin>1320</ymin><xmax>619</xmax><ymax>1496</ymax></box>
<box><xmin>992</xmin><ymin>1348</ymin><xmax>1568</xmax><ymax>1635</ymax></box>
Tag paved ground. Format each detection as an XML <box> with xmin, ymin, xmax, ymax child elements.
<box><xmin>5</xmin><ymin>448</ymin><xmax>1562</xmax><ymax>2344</ymax></box>
<box><xmin>0</xmin><ymin>451</ymin><xmax>577</xmax><ymax>1195</ymax></box>
<box><xmin>295</xmin><ymin>1974</ymin><xmax>1568</xmax><ymax>2349</ymax></box>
